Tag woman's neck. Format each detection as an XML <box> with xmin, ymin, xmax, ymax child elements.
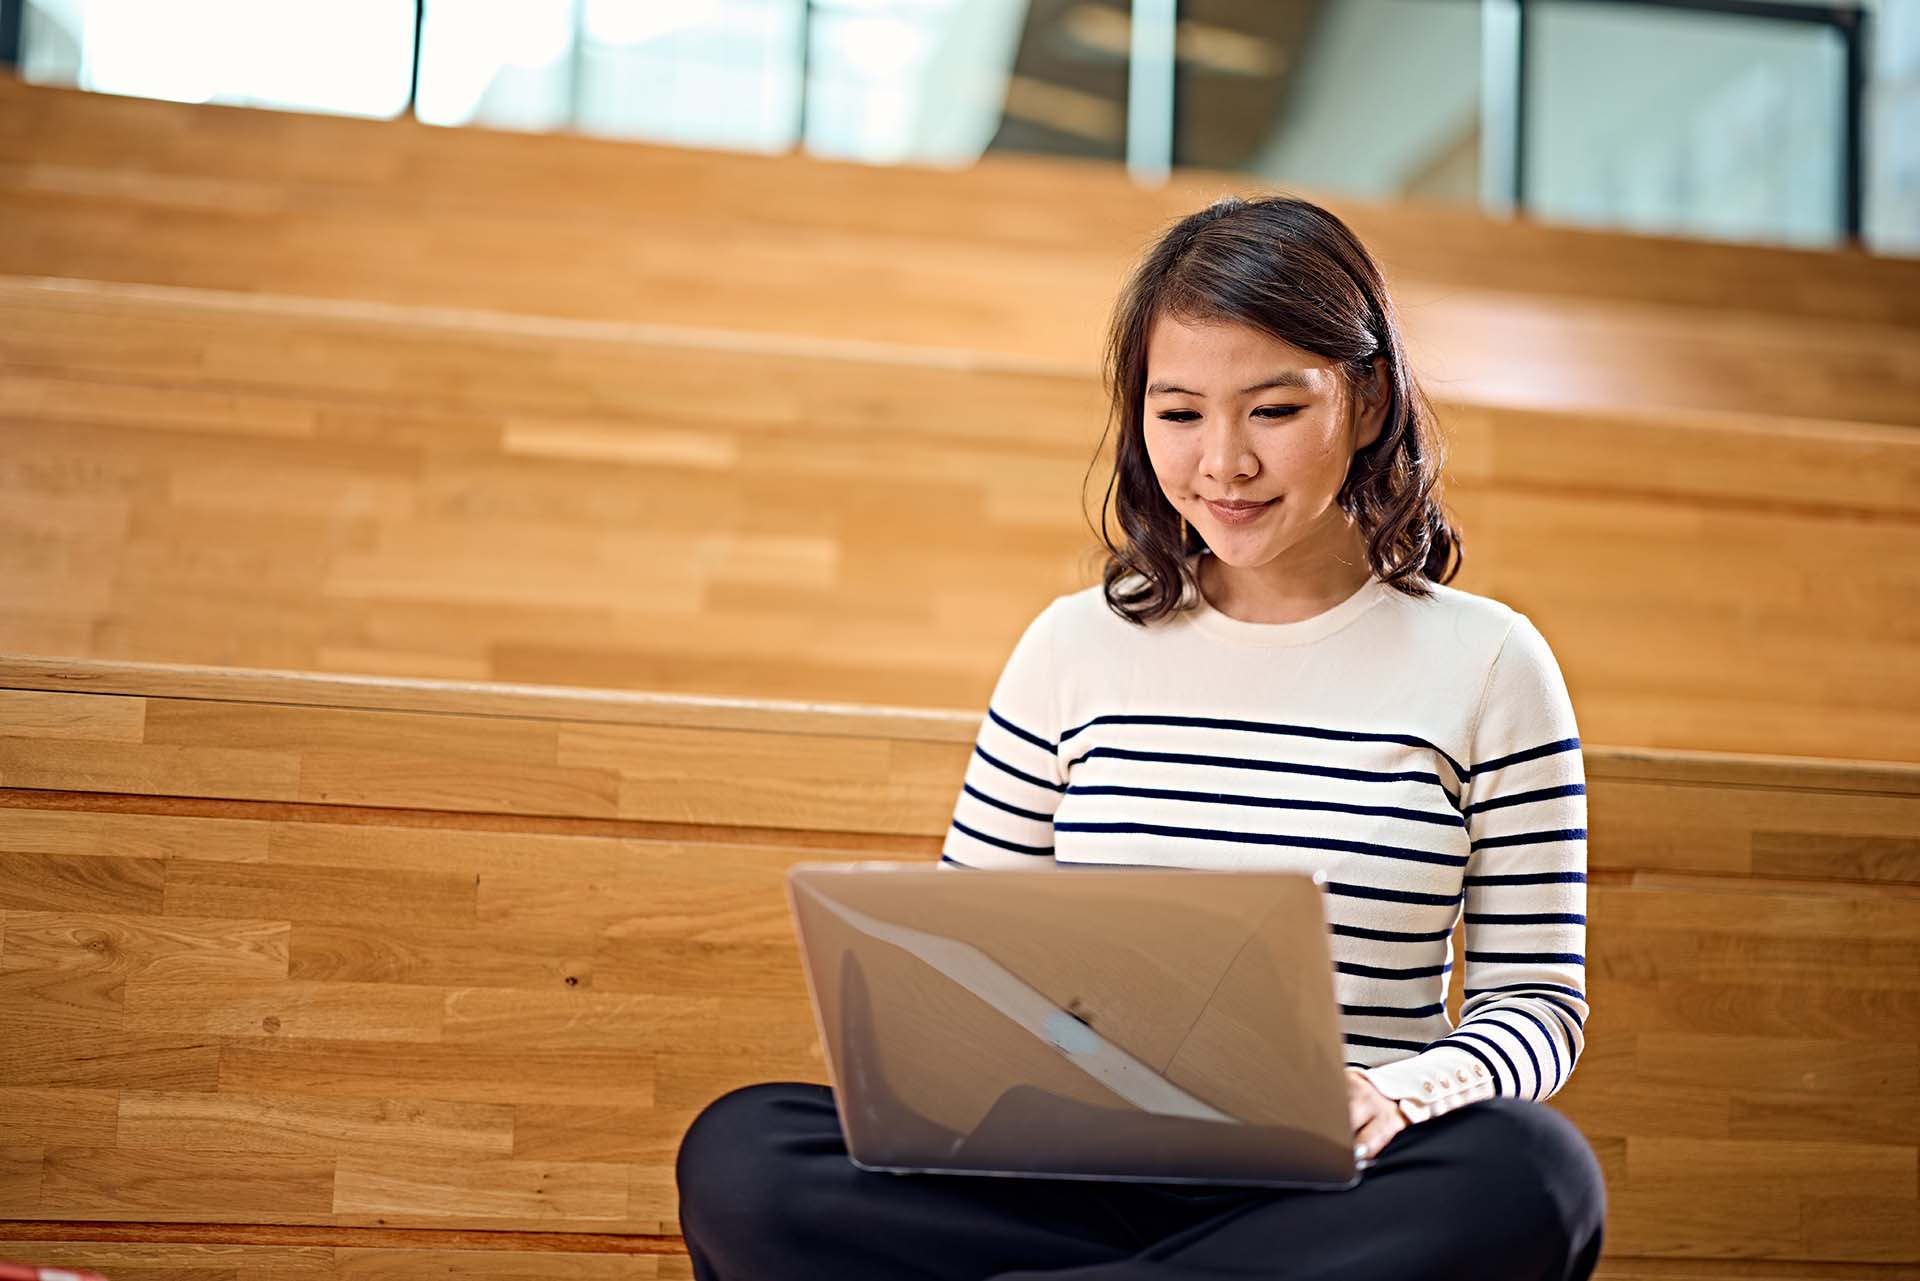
<box><xmin>1196</xmin><ymin>538</ymin><xmax>1374</xmax><ymax>625</ymax></box>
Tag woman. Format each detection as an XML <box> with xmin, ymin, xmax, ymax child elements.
<box><xmin>676</xmin><ymin>194</ymin><xmax>1607</xmax><ymax>1280</ymax></box>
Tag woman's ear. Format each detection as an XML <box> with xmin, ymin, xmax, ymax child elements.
<box><xmin>1354</xmin><ymin>357</ymin><xmax>1390</xmax><ymax>451</ymax></box>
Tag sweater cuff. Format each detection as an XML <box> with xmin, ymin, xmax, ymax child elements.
<box><xmin>1360</xmin><ymin>1048</ymin><xmax>1497</xmax><ymax>1123</ymax></box>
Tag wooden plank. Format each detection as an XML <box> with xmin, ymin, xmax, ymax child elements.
<box><xmin>333</xmin><ymin>1247</ymin><xmax>662</xmax><ymax>1278</ymax></box>
<box><xmin>287</xmin><ymin>923</ymin><xmax>590</xmax><ymax>992</ymax></box>
<box><xmin>0</xmin><ymin>852</ymin><xmax>165</xmax><ymax>914</ymax></box>
<box><xmin>0</xmin><ymin>1146</ymin><xmax>45</xmax><ymax>1214</ymax></box>
<box><xmin>0</xmin><ymin>1029</ymin><xmax>220</xmax><ymax>1091</ymax></box>
<box><xmin>0</xmin><ymin>1088</ymin><xmax>118</xmax><ymax>1147</ymax></box>
<box><xmin>0</xmin><ymin>911</ymin><xmax>290</xmax><ymax>1018</ymax></box>
<box><xmin>0</xmin><ymin>656</ymin><xmax>980</xmax><ymax>739</ymax></box>
<box><xmin>124</xmin><ymin>979</ymin><xmax>444</xmax><ymax>1043</ymax></box>
<box><xmin>164</xmin><ymin>861</ymin><xmax>477</xmax><ymax>929</ymax></box>
<box><xmin>4</xmin><ymin>80</ymin><xmax>1917</xmax><ymax>329</ymax></box>
<box><xmin>216</xmin><ymin>1041</ymin><xmax>657</xmax><ymax>1110</ymax></box>
<box><xmin>0</xmin><ymin>689</ymin><xmax>143</xmax><ymax>742</ymax></box>
<box><xmin>506</xmin><ymin>1106</ymin><xmax>690</xmax><ymax>1167</ymax></box>
<box><xmin>0</xmin><ymin>1240</ymin><xmax>333</xmax><ymax>1280</ymax></box>
<box><xmin>0</xmin><ymin>807</ymin><xmax>271</xmax><ymax>863</ymax></box>
<box><xmin>0</xmin><ymin>737</ymin><xmax>301</xmax><ymax>802</ymax></box>
<box><xmin>295</xmin><ymin>752</ymin><xmax>621</xmax><ymax>819</ymax></box>
<box><xmin>1624</xmin><ymin>1136</ymin><xmax>1917</xmax><ymax>1198</ymax></box>
<box><xmin>116</xmin><ymin>1091</ymin><xmax>514</xmax><ymax>1159</ymax></box>
<box><xmin>331</xmin><ymin>1156</ymin><xmax>628</xmax><ymax>1227</ymax></box>
<box><xmin>6</xmin><ymin>669</ymin><xmax>1917</xmax><ymax>882</ymax></box>
<box><xmin>34</xmin><ymin>1149</ymin><xmax>335</xmax><ymax>1222</ymax></box>
<box><xmin>142</xmin><ymin>702</ymin><xmax>563</xmax><ymax>767</ymax></box>
<box><xmin>439</xmin><ymin>988</ymin><xmax>811</xmax><ymax>1057</ymax></box>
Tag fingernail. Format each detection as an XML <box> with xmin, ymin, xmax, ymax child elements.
<box><xmin>1353</xmin><ymin>1143</ymin><xmax>1367</xmax><ymax>1158</ymax></box>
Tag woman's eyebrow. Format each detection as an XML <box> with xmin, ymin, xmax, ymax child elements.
<box><xmin>1146</xmin><ymin>371</ymin><xmax>1311</xmax><ymax>396</ymax></box>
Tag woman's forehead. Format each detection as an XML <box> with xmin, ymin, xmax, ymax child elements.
<box><xmin>1145</xmin><ymin>314</ymin><xmax>1336</xmax><ymax>387</ymax></box>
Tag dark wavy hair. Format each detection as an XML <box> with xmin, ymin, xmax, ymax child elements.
<box><xmin>1089</xmin><ymin>193</ymin><xmax>1463</xmax><ymax>625</ymax></box>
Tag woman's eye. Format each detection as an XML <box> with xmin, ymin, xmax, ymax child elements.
<box><xmin>1154</xmin><ymin>407</ymin><xmax>1301</xmax><ymax>422</ymax></box>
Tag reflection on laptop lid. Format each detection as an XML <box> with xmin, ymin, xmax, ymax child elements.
<box><xmin>786</xmin><ymin>862</ymin><xmax>1360</xmax><ymax>1190</ymax></box>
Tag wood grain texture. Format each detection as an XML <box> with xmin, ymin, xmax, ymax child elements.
<box><xmin>0</xmin><ymin>1237</ymin><xmax>689</xmax><ymax>1279</ymax></box>
<box><xmin>4</xmin><ymin>665</ymin><xmax>1918</xmax><ymax>875</ymax></box>
<box><xmin>2</xmin><ymin>68</ymin><xmax>1917</xmax><ymax>1276</ymax></box>
<box><xmin>0</xmin><ymin>1237</ymin><xmax>1911</xmax><ymax>1280</ymax></box>
<box><xmin>3</xmin><ymin>80</ymin><xmax>1917</xmax><ymax>327</ymax></box>
<box><xmin>4</xmin><ymin>78</ymin><xmax>1919</xmax><ymax>421</ymax></box>
<box><xmin>0</xmin><ymin>673</ymin><xmax>1915</xmax><ymax>1258</ymax></box>
<box><xmin>2</xmin><ymin>289</ymin><xmax>1914</xmax><ymax>758</ymax></box>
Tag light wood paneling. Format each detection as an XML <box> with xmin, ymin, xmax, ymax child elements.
<box><xmin>3</xmin><ymin>80</ymin><xmax>1914</xmax><ymax>329</ymax></box>
<box><xmin>6</xmin><ymin>211</ymin><xmax>1919</xmax><ymax>428</ymax></box>
<box><xmin>3</xmin><ymin>288</ymin><xmax>1917</xmax><ymax>760</ymax></box>
<box><xmin>3</xmin><ymin>68</ymin><xmax>1916</xmax><ymax>1278</ymax></box>
<box><xmin>0</xmin><ymin>1237</ymin><xmax>1911</xmax><ymax>1280</ymax></box>
<box><xmin>6</xmin><ymin>660</ymin><xmax>1920</xmax><ymax>864</ymax></box>
<box><xmin>4</xmin><ymin>80</ymin><xmax>1919</xmax><ymax>413</ymax></box>
<box><xmin>0</xmin><ymin>1238</ymin><xmax>694</xmax><ymax>1280</ymax></box>
<box><xmin>0</xmin><ymin>668</ymin><xmax>1916</xmax><ymax>1265</ymax></box>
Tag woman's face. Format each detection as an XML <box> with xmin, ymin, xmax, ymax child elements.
<box><xmin>1142</xmin><ymin>311</ymin><xmax>1386</xmax><ymax>573</ymax></box>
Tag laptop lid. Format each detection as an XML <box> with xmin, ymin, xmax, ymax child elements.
<box><xmin>786</xmin><ymin>862</ymin><xmax>1360</xmax><ymax>1190</ymax></box>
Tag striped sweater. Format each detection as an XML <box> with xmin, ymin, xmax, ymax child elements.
<box><xmin>939</xmin><ymin>556</ymin><xmax>1589</xmax><ymax>1116</ymax></box>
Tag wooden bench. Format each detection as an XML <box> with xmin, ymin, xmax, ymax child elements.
<box><xmin>3</xmin><ymin>281</ymin><xmax>1917</xmax><ymax>761</ymax></box>
<box><xmin>4</xmin><ymin>76</ymin><xmax>1916</xmax><ymax>331</ymax></box>
<box><xmin>4</xmin><ymin>79</ymin><xmax>1919</xmax><ymax>425</ymax></box>
<box><xmin>0</xmin><ymin>656</ymin><xmax>1914</xmax><ymax>1278</ymax></box>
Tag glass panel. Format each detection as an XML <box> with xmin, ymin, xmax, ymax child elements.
<box><xmin>574</xmin><ymin>0</ymin><xmax>804</xmax><ymax>154</ymax></box>
<box><xmin>1227</xmin><ymin>0</ymin><xmax>1486</xmax><ymax>208</ymax></box>
<box><xmin>415</xmin><ymin>0</ymin><xmax>578</xmax><ymax>132</ymax></box>
<box><xmin>22</xmin><ymin>0</ymin><xmax>416</xmax><ymax>119</ymax></box>
<box><xmin>806</xmin><ymin>0</ymin><xmax>1031</xmax><ymax>165</ymax></box>
<box><xmin>1866</xmin><ymin>0</ymin><xmax>1920</xmax><ymax>256</ymax></box>
<box><xmin>22</xmin><ymin>0</ymin><xmax>85</xmax><ymax>86</ymax></box>
<box><xmin>1527</xmin><ymin>0</ymin><xmax>1846</xmax><ymax>249</ymax></box>
<box><xmin>981</xmin><ymin>0</ymin><xmax>1127</xmax><ymax>165</ymax></box>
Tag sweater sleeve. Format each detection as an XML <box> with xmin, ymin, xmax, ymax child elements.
<box><xmin>938</xmin><ymin>599</ymin><xmax>1067</xmax><ymax>870</ymax></box>
<box><xmin>1361</xmin><ymin>614</ymin><xmax>1589</xmax><ymax>1115</ymax></box>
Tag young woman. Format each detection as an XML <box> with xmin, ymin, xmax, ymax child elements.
<box><xmin>676</xmin><ymin>194</ymin><xmax>1606</xmax><ymax>1280</ymax></box>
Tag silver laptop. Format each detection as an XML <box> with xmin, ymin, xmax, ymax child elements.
<box><xmin>785</xmin><ymin>862</ymin><xmax>1361</xmax><ymax>1191</ymax></box>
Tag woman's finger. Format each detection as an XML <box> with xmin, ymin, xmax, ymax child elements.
<box><xmin>1353</xmin><ymin>1111</ymin><xmax>1402</xmax><ymax>1160</ymax></box>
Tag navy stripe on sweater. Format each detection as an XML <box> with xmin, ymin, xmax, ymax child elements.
<box><xmin>1051</xmin><ymin>820</ymin><xmax>1466</xmax><ymax>868</ymax></box>
<box><xmin>989</xmin><ymin>707</ymin><xmax>1054</xmax><ymax>753</ymax></box>
<box><xmin>973</xmin><ymin>745</ymin><xmax>1066</xmax><ymax>793</ymax></box>
<box><xmin>1059</xmin><ymin>713</ymin><xmax>1469</xmax><ymax>781</ymax></box>
<box><xmin>1466</xmin><ymin>736</ymin><xmax>1582</xmax><ymax>779</ymax></box>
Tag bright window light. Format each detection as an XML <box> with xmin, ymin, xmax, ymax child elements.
<box><xmin>75</xmin><ymin>0</ymin><xmax>414</xmax><ymax>118</ymax></box>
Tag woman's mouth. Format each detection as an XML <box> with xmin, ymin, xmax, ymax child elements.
<box><xmin>1203</xmin><ymin>498</ymin><xmax>1276</xmax><ymax>525</ymax></box>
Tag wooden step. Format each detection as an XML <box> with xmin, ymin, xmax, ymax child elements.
<box><xmin>0</xmin><ymin>659</ymin><xmax>1914</xmax><ymax>1267</ymax></box>
<box><xmin>3</xmin><ymin>283</ymin><xmax>1916</xmax><ymax>758</ymax></box>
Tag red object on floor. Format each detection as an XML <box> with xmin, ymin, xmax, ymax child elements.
<box><xmin>0</xmin><ymin>1263</ymin><xmax>111</xmax><ymax>1281</ymax></box>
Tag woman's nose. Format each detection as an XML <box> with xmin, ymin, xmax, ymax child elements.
<box><xmin>1199</xmin><ymin>421</ymin><xmax>1257</xmax><ymax>479</ymax></box>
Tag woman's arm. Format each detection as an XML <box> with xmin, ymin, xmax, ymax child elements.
<box><xmin>940</xmin><ymin>599</ymin><xmax>1068</xmax><ymax>871</ymax></box>
<box><xmin>1362</xmin><ymin>615</ymin><xmax>1590</xmax><ymax>1114</ymax></box>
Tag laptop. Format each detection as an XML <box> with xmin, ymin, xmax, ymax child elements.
<box><xmin>785</xmin><ymin>861</ymin><xmax>1362</xmax><ymax>1191</ymax></box>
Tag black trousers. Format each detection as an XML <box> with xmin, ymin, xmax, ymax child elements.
<box><xmin>675</xmin><ymin>1082</ymin><xmax>1607</xmax><ymax>1281</ymax></box>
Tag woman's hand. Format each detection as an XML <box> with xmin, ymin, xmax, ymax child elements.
<box><xmin>1345</xmin><ymin>1066</ymin><xmax>1408</xmax><ymax>1167</ymax></box>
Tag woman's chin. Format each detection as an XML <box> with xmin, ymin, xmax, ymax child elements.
<box><xmin>1200</xmin><ymin>532</ymin><xmax>1283</xmax><ymax>567</ymax></box>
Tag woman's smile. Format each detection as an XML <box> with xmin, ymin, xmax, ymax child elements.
<box><xmin>1203</xmin><ymin>496</ymin><xmax>1277</xmax><ymax>525</ymax></box>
